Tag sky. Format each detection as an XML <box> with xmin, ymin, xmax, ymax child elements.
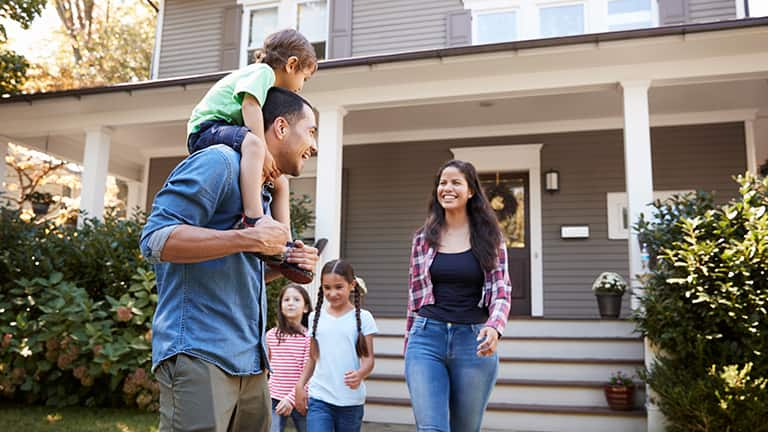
<box><xmin>2</xmin><ymin>0</ymin><xmax>768</xmax><ymax>62</ymax></box>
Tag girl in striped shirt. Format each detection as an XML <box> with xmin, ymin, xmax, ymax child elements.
<box><xmin>267</xmin><ymin>284</ymin><xmax>313</xmax><ymax>432</ymax></box>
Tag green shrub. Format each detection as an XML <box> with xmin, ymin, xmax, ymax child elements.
<box><xmin>0</xmin><ymin>207</ymin><xmax>150</xmax><ymax>300</ymax></box>
<box><xmin>0</xmin><ymin>192</ymin><xmax>313</xmax><ymax>410</ymax></box>
<box><xmin>0</xmin><ymin>269</ymin><xmax>157</xmax><ymax>409</ymax></box>
<box><xmin>635</xmin><ymin>173</ymin><xmax>768</xmax><ymax>431</ymax></box>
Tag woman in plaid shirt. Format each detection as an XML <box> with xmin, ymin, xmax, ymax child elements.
<box><xmin>404</xmin><ymin>159</ymin><xmax>512</xmax><ymax>432</ymax></box>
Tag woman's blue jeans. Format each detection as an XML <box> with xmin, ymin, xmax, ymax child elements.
<box><xmin>405</xmin><ymin>316</ymin><xmax>499</xmax><ymax>432</ymax></box>
<box><xmin>307</xmin><ymin>397</ymin><xmax>364</xmax><ymax>432</ymax></box>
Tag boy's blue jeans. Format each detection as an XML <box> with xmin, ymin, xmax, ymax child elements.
<box><xmin>405</xmin><ymin>316</ymin><xmax>499</xmax><ymax>432</ymax></box>
<box><xmin>270</xmin><ymin>398</ymin><xmax>307</xmax><ymax>432</ymax></box>
<box><xmin>307</xmin><ymin>397</ymin><xmax>364</xmax><ymax>432</ymax></box>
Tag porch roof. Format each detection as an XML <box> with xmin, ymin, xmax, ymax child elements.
<box><xmin>2</xmin><ymin>17</ymin><xmax>767</xmax><ymax>105</ymax></box>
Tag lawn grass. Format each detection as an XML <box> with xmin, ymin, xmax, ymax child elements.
<box><xmin>0</xmin><ymin>403</ymin><xmax>159</xmax><ymax>432</ymax></box>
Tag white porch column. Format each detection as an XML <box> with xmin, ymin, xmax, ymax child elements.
<box><xmin>309</xmin><ymin>106</ymin><xmax>346</xmax><ymax>300</ymax></box>
<box><xmin>0</xmin><ymin>141</ymin><xmax>8</xmax><ymax>200</ymax></box>
<box><xmin>621</xmin><ymin>81</ymin><xmax>654</xmax><ymax>309</ymax></box>
<box><xmin>125</xmin><ymin>180</ymin><xmax>142</xmax><ymax>218</ymax></box>
<box><xmin>621</xmin><ymin>80</ymin><xmax>663</xmax><ymax>432</ymax></box>
<box><xmin>79</xmin><ymin>127</ymin><xmax>112</xmax><ymax>221</ymax></box>
<box><xmin>745</xmin><ymin>120</ymin><xmax>758</xmax><ymax>174</ymax></box>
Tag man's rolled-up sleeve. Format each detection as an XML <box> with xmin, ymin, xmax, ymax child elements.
<box><xmin>139</xmin><ymin>148</ymin><xmax>234</xmax><ymax>263</ymax></box>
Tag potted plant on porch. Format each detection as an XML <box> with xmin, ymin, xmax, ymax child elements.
<box><xmin>24</xmin><ymin>191</ymin><xmax>55</xmax><ymax>217</ymax></box>
<box><xmin>604</xmin><ymin>371</ymin><xmax>635</xmax><ymax>410</ymax></box>
<box><xmin>591</xmin><ymin>271</ymin><xmax>627</xmax><ymax>319</ymax></box>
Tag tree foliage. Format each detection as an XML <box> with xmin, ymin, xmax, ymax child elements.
<box><xmin>634</xmin><ymin>174</ymin><xmax>768</xmax><ymax>431</ymax></box>
<box><xmin>23</xmin><ymin>1</ymin><xmax>156</xmax><ymax>93</ymax></box>
<box><xmin>0</xmin><ymin>0</ymin><xmax>46</xmax><ymax>95</ymax></box>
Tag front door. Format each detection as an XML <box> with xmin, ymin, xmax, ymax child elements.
<box><xmin>480</xmin><ymin>172</ymin><xmax>531</xmax><ymax>316</ymax></box>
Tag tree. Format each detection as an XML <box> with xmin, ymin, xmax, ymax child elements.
<box><xmin>0</xmin><ymin>0</ymin><xmax>46</xmax><ymax>95</ymax></box>
<box><xmin>23</xmin><ymin>1</ymin><xmax>156</xmax><ymax>93</ymax></box>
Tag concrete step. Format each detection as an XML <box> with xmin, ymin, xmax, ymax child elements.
<box><xmin>375</xmin><ymin>334</ymin><xmax>644</xmax><ymax>360</ymax></box>
<box><xmin>375</xmin><ymin>317</ymin><xmax>639</xmax><ymax>338</ymax></box>
<box><xmin>364</xmin><ymin>397</ymin><xmax>647</xmax><ymax>432</ymax></box>
<box><xmin>374</xmin><ymin>353</ymin><xmax>644</xmax><ymax>382</ymax></box>
<box><xmin>366</xmin><ymin>374</ymin><xmax>645</xmax><ymax>409</ymax></box>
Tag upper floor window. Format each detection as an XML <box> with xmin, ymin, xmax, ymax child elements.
<box><xmin>607</xmin><ymin>0</ymin><xmax>654</xmax><ymax>31</ymax></box>
<box><xmin>464</xmin><ymin>0</ymin><xmax>658</xmax><ymax>44</ymax></box>
<box><xmin>539</xmin><ymin>3</ymin><xmax>585</xmax><ymax>37</ymax></box>
<box><xmin>474</xmin><ymin>9</ymin><xmax>519</xmax><ymax>44</ymax></box>
<box><xmin>297</xmin><ymin>0</ymin><xmax>328</xmax><ymax>61</ymax></box>
<box><xmin>239</xmin><ymin>0</ymin><xmax>328</xmax><ymax>67</ymax></box>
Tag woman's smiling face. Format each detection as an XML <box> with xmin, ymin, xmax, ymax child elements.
<box><xmin>436</xmin><ymin>166</ymin><xmax>473</xmax><ymax>211</ymax></box>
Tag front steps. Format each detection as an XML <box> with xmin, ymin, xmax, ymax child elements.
<box><xmin>364</xmin><ymin>318</ymin><xmax>647</xmax><ymax>432</ymax></box>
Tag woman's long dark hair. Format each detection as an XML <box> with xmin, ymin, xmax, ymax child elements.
<box><xmin>275</xmin><ymin>284</ymin><xmax>312</xmax><ymax>344</ymax></box>
<box><xmin>423</xmin><ymin>159</ymin><xmax>501</xmax><ymax>272</ymax></box>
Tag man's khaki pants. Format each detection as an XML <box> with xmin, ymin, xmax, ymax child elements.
<box><xmin>156</xmin><ymin>354</ymin><xmax>271</xmax><ymax>432</ymax></box>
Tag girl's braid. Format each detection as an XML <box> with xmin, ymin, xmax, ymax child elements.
<box><xmin>354</xmin><ymin>285</ymin><xmax>369</xmax><ymax>357</ymax></box>
<box><xmin>310</xmin><ymin>287</ymin><xmax>324</xmax><ymax>360</ymax></box>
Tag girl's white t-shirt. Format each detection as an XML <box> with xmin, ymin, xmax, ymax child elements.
<box><xmin>308</xmin><ymin>307</ymin><xmax>378</xmax><ymax>406</ymax></box>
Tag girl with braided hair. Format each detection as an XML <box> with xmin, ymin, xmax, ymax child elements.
<box><xmin>294</xmin><ymin>259</ymin><xmax>378</xmax><ymax>432</ymax></box>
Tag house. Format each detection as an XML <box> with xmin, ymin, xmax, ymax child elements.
<box><xmin>1</xmin><ymin>1</ymin><xmax>767</xmax><ymax>430</ymax></box>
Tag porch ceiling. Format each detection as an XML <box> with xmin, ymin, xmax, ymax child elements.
<box><xmin>342</xmin><ymin>79</ymin><xmax>768</xmax><ymax>143</ymax></box>
<box><xmin>0</xmin><ymin>24</ymin><xmax>767</xmax><ymax>178</ymax></box>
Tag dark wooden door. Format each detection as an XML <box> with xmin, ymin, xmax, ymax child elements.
<box><xmin>480</xmin><ymin>172</ymin><xmax>531</xmax><ymax>316</ymax></box>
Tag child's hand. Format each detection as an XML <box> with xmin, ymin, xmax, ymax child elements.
<box><xmin>275</xmin><ymin>398</ymin><xmax>293</xmax><ymax>416</ymax></box>
<box><xmin>343</xmin><ymin>369</ymin><xmax>363</xmax><ymax>389</ymax></box>
<box><xmin>262</xmin><ymin>150</ymin><xmax>280</xmax><ymax>182</ymax></box>
<box><xmin>294</xmin><ymin>385</ymin><xmax>308</xmax><ymax>415</ymax></box>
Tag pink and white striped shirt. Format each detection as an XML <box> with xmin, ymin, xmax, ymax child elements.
<box><xmin>266</xmin><ymin>328</ymin><xmax>310</xmax><ymax>405</ymax></box>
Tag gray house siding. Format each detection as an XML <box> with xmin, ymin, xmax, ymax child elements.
<box><xmin>688</xmin><ymin>0</ymin><xmax>737</xmax><ymax>23</ymax></box>
<box><xmin>145</xmin><ymin>156</ymin><xmax>185</xmax><ymax>210</ymax></box>
<box><xmin>343</xmin><ymin>123</ymin><xmax>745</xmax><ymax>318</ymax></box>
<box><xmin>351</xmin><ymin>0</ymin><xmax>466</xmax><ymax>57</ymax></box>
<box><xmin>158</xmin><ymin>0</ymin><xmax>239</xmax><ymax>79</ymax></box>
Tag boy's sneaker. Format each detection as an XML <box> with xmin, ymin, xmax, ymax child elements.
<box><xmin>236</xmin><ymin>214</ymin><xmax>326</xmax><ymax>284</ymax></box>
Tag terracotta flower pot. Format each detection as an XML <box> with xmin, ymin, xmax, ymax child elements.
<box><xmin>604</xmin><ymin>384</ymin><xmax>634</xmax><ymax>410</ymax></box>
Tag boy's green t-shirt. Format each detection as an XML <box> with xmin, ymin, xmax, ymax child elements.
<box><xmin>187</xmin><ymin>63</ymin><xmax>276</xmax><ymax>137</ymax></box>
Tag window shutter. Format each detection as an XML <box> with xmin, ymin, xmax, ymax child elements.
<box><xmin>658</xmin><ymin>0</ymin><xmax>689</xmax><ymax>25</ymax></box>
<box><xmin>328</xmin><ymin>0</ymin><xmax>352</xmax><ymax>59</ymax></box>
<box><xmin>446</xmin><ymin>10</ymin><xmax>472</xmax><ymax>47</ymax></box>
<box><xmin>221</xmin><ymin>5</ymin><xmax>242</xmax><ymax>70</ymax></box>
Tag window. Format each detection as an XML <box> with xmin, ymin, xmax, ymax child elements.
<box><xmin>297</xmin><ymin>0</ymin><xmax>328</xmax><ymax>59</ymax></box>
<box><xmin>474</xmin><ymin>10</ymin><xmax>518</xmax><ymax>44</ymax></box>
<box><xmin>607</xmin><ymin>0</ymin><xmax>653</xmax><ymax>31</ymax></box>
<box><xmin>239</xmin><ymin>0</ymin><xmax>328</xmax><ymax>67</ymax></box>
<box><xmin>246</xmin><ymin>7</ymin><xmax>279</xmax><ymax>64</ymax></box>
<box><xmin>539</xmin><ymin>3</ymin><xmax>585</xmax><ymax>37</ymax></box>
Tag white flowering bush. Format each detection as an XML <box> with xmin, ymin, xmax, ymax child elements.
<box><xmin>592</xmin><ymin>272</ymin><xmax>627</xmax><ymax>295</ymax></box>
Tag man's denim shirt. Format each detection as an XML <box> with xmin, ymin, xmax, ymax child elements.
<box><xmin>139</xmin><ymin>145</ymin><xmax>271</xmax><ymax>376</ymax></box>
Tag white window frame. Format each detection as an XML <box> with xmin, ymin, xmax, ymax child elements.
<box><xmin>606</xmin><ymin>190</ymin><xmax>693</xmax><ymax>240</ymax></box>
<box><xmin>472</xmin><ymin>8</ymin><xmax>521</xmax><ymax>44</ymax></box>
<box><xmin>604</xmin><ymin>0</ymin><xmax>658</xmax><ymax>32</ymax></box>
<box><xmin>463</xmin><ymin>0</ymin><xmax>660</xmax><ymax>41</ymax></box>
<box><xmin>464</xmin><ymin>0</ymin><xmax>522</xmax><ymax>44</ymax></box>
<box><xmin>535</xmin><ymin>0</ymin><xmax>589</xmax><ymax>38</ymax></box>
<box><xmin>237</xmin><ymin>0</ymin><xmax>329</xmax><ymax>68</ymax></box>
